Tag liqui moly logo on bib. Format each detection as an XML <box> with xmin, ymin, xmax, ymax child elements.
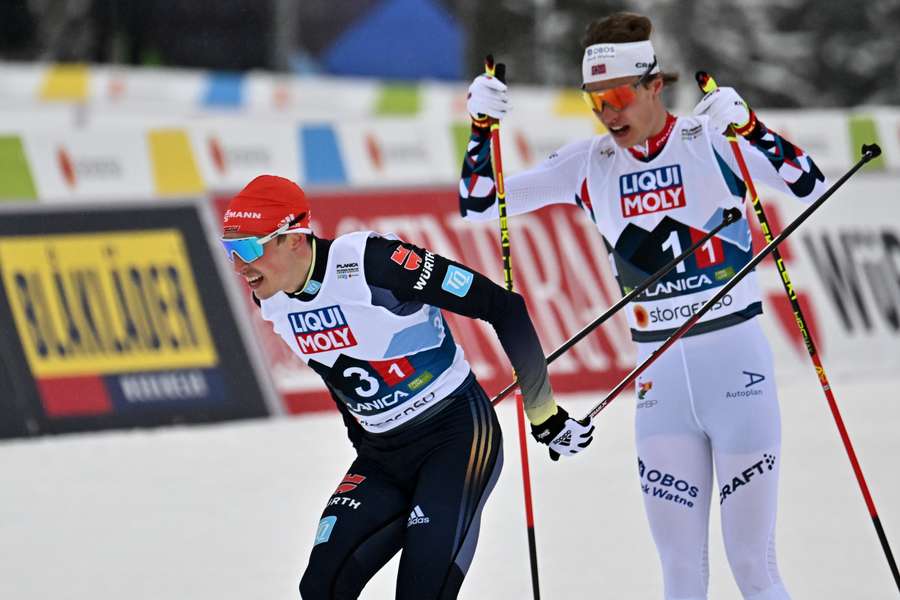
<box><xmin>288</xmin><ymin>305</ymin><xmax>358</xmax><ymax>354</ymax></box>
<box><xmin>620</xmin><ymin>165</ymin><xmax>685</xmax><ymax>218</ymax></box>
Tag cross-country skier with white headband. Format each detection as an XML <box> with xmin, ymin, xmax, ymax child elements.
<box><xmin>459</xmin><ymin>11</ymin><xmax>828</xmax><ymax>600</ymax></box>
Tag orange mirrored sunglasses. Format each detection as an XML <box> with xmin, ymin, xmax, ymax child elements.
<box><xmin>581</xmin><ymin>58</ymin><xmax>658</xmax><ymax>112</ymax></box>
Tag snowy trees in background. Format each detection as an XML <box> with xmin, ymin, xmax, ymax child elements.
<box><xmin>460</xmin><ymin>0</ymin><xmax>900</xmax><ymax>108</ymax></box>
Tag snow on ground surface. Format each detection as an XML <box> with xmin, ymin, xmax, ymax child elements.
<box><xmin>2</xmin><ymin>373</ymin><xmax>898</xmax><ymax>599</ymax></box>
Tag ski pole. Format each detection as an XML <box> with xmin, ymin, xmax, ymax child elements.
<box><xmin>484</xmin><ymin>54</ymin><xmax>542</xmax><ymax>600</ymax></box>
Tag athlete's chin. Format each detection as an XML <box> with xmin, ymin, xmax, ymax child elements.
<box><xmin>254</xmin><ymin>285</ymin><xmax>279</xmax><ymax>300</ymax></box>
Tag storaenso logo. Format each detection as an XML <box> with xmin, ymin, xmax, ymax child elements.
<box><xmin>288</xmin><ymin>306</ymin><xmax>358</xmax><ymax>354</ymax></box>
<box><xmin>719</xmin><ymin>453</ymin><xmax>776</xmax><ymax>504</ymax></box>
<box><xmin>638</xmin><ymin>457</ymin><xmax>699</xmax><ymax>508</ymax></box>
<box><xmin>649</xmin><ymin>294</ymin><xmax>733</xmax><ymax>325</ymax></box>
<box><xmin>619</xmin><ymin>165</ymin><xmax>685</xmax><ymax>218</ymax></box>
<box><xmin>643</xmin><ymin>274</ymin><xmax>713</xmax><ymax>298</ymax></box>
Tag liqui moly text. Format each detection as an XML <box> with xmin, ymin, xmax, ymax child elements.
<box><xmin>288</xmin><ymin>305</ymin><xmax>358</xmax><ymax>354</ymax></box>
<box><xmin>620</xmin><ymin>165</ymin><xmax>685</xmax><ymax>217</ymax></box>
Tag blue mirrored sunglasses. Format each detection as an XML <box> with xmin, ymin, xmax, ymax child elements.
<box><xmin>221</xmin><ymin>221</ymin><xmax>290</xmax><ymax>263</ymax></box>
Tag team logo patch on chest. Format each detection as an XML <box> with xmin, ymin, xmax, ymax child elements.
<box><xmin>288</xmin><ymin>305</ymin><xmax>358</xmax><ymax>354</ymax></box>
<box><xmin>619</xmin><ymin>164</ymin><xmax>685</xmax><ymax>218</ymax></box>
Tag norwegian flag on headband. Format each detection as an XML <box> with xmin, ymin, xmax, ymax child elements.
<box><xmin>223</xmin><ymin>175</ymin><xmax>312</xmax><ymax>236</ymax></box>
<box><xmin>592</xmin><ymin>64</ymin><xmax>607</xmax><ymax>76</ymax></box>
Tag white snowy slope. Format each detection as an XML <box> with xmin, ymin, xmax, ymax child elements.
<box><xmin>1</xmin><ymin>374</ymin><xmax>898</xmax><ymax>600</ymax></box>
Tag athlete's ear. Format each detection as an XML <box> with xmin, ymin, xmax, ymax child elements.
<box><xmin>287</xmin><ymin>233</ymin><xmax>307</xmax><ymax>250</ymax></box>
<box><xmin>649</xmin><ymin>76</ymin><xmax>664</xmax><ymax>97</ymax></box>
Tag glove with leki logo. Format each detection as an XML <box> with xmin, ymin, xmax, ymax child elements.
<box><xmin>530</xmin><ymin>406</ymin><xmax>594</xmax><ymax>461</ymax></box>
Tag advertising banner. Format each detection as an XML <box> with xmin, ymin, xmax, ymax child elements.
<box><xmin>215</xmin><ymin>176</ymin><xmax>900</xmax><ymax>415</ymax></box>
<box><xmin>0</xmin><ymin>202</ymin><xmax>271</xmax><ymax>437</ymax></box>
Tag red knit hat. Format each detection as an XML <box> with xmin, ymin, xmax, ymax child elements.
<box><xmin>222</xmin><ymin>175</ymin><xmax>312</xmax><ymax>237</ymax></box>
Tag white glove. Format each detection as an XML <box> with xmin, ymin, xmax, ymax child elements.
<box><xmin>466</xmin><ymin>74</ymin><xmax>510</xmax><ymax>121</ymax></box>
<box><xmin>531</xmin><ymin>406</ymin><xmax>594</xmax><ymax>461</ymax></box>
<box><xmin>693</xmin><ymin>86</ymin><xmax>752</xmax><ymax>134</ymax></box>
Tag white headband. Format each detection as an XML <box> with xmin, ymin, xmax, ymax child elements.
<box><xmin>582</xmin><ymin>40</ymin><xmax>660</xmax><ymax>85</ymax></box>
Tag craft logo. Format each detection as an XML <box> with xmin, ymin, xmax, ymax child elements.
<box><xmin>0</xmin><ymin>231</ymin><xmax>217</xmax><ymax>377</ymax></box>
<box><xmin>719</xmin><ymin>453</ymin><xmax>776</xmax><ymax>504</ymax></box>
<box><xmin>620</xmin><ymin>165</ymin><xmax>685</xmax><ymax>217</ymax></box>
<box><xmin>334</xmin><ymin>473</ymin><xmax>366</xmax><ymax>494</ymax></box>
<box><xmin>289</xmin><ymin>305</ymin><xmax>357</xmax><ymax>354</ymax></box>
<box><xmin>56</xmin><ymin>146</ymin><xmax>124</xmax><ymax>189</ymax></box>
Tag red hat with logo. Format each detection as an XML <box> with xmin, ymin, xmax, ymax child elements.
<box><xmin>222</xmin><ymin>175</ymin><xmax>312</xmax><ymax>237</ymax></box>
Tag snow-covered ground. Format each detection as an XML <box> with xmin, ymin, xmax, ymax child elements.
<box><xmin>2</xmin><ymin>373</ymin><xmax>898</xmax><ymax>599</ymax></box>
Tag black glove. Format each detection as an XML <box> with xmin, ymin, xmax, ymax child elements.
<box><xmin>530</xmin><ymin>406</ymin><xmax>594</xmax><ymax>461</ymax></box>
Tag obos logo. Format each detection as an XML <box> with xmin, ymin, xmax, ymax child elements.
<box><xmin>620</xmin><ymin>165</ymin><xmax>685</xmax><ymax>217</ymax></box>
<box><xmin>289</xmin><ymin>305</ymin><xmax>357</xmax><ymax>354</ymax></box>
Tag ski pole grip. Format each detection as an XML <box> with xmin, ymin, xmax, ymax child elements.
<box><xmin>695</xmin><ymin>71</ymin><xmax>718</xmax><ymax>94</ymax></box>
<box><xmin>861</xmin><ymin>144</ymin><xmax>882</xmax><ymax>161</ymax></box>
<box><xmin>722</xmin><ymin>207</ymin><xmax>741</xmax><ymax>225</ymax></box>
<box><xmin>484</xmin><ymin>54</ymin><xmax>506</xmax><ymax>84</ymax></box>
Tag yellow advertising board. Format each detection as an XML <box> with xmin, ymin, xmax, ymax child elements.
<box><xmin>0</xmin><ymin>229</ymin><xmax>217</xmax><ymax>377</ymax></box>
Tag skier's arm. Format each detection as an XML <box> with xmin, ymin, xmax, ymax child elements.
<box><xmin>363</xmin><ymin>236</ymin><xmax>556</xmax><ymax>425</ymax></box>
<box><xmin>696</xmin><ymin>86</ymin><xmax>828</xmax><ymax>203</ymax></box>
<box><xmin>459</xmin><ymin>124</ymin><xmax>592</xmax><ymax>221</ymax></box>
